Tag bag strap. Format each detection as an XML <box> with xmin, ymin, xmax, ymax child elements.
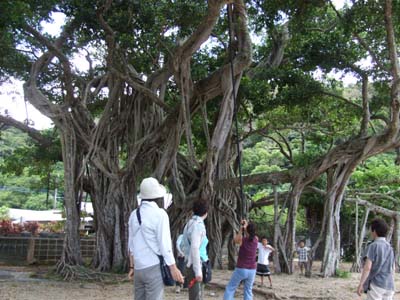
<box><xmin>136</xmin><ymin>207</ymin><xmax>142</xmax><ymax>225</ymax></box>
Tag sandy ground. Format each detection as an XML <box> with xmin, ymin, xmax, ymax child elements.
<box><xmin>0</xmin><ymin>264</ymin><xmax>400</xmax><ymax>300</ymax></box>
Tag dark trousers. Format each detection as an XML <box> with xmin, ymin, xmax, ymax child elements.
<box><xmin>186</xmin><ymin>266</ymin><xmax>204</xmax><ymax>300</ymax></box>
<box><xmin>176</xmin><ymin>256</ymin><xmax>187</xmax><ymax>288</ymax></box>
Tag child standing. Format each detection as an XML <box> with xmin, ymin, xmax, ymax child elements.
<box><xmin>256</xmin><ymin>237</ymin><xmax>275</xmax><ymax>288</ymax></box>
<box><xmin>296</xmin><ymin>240</ymin><xmax>310</xmax><ymax>275</ymax></box>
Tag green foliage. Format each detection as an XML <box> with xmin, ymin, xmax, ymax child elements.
<box><xmin>0</xmin><ymin>206</ymin><xmax>9</xmax><ymax>220</ymax></box>
<box><xmin>0</xmin><ymin>128</ymin><xmax>63</xmax><ymax>210</ymax></box>
<box><xmin>250</xmin><ymin>203</ymin><xmax>308</xmax><ymax>239</ymax></box>
<box><xmin>335</xmin><ymin>269</ymin><xmax>351</xmax><ymax>279</ymax></box>
<box><xmin>351</xmin><ymin>153</ymin><xmax>400</xmax><ymax>190</ymax></box>
<box><xmin>23</xmin><ymin>193</ymin><xmax>49</xmax><ymax>210</ymax></box>
<box><xmin>243</xmin><ymin>140</ymin><xmax>285</xmax><ymax>175</ymax></box>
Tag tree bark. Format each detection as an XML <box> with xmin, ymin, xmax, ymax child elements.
<box><xmin>320</xmin><ymin>158</ymin><xmax>361</xmax><ymax>277</ymax></box>
<box><xmin>273</xmin><ymin>185</ymin><xmax>282</xmax><ymax>274</ymax></box>
<box><xmin>90</xmin><ymin>170</ymin><xmax>134</xmax><ymax>272</ymax></box>
<box><xmin>394</xmin><ymin>214</ymin><xmax>400</xmax><ymax>272</ymax></box>
<box><xmin>282</xmin><ymin>182</ymin><xmax>304</xmax><ymax>273</ymax></box>
<box><xmin>351</xmin><ymin>207</ymin><xmax>370</xmax><ymax>272</ymax></box>
<box><xmin>55</xmin><ymin>126</ymin><xmax>84</xmax><ymax>278</ymax></box>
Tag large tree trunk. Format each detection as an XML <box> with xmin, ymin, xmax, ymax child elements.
<box><xmin>282</xmin><ymin>182</ymin><xmax>304</xmax><ymax>273</ymax></box>
<box><xmin>351</xmin><ymin>207</ymin><xmax>370</xmax><ymax>272</ymax></box>
<box><xmin>393</xmin><ymin>214</ymin><xmax>400</xmax><ymax>272</ymax></box>
<box><xmin>320</xmin><ymin>159</ymin><xmax>360</xmax><ymax>277</ymax></box>
<box><xmin>272</xmin><ymin>185</ymin><xmax>282</xmax><ymax>274</ymax></box>
<box><xmin>207</xmin><ymin>132</ymin><xmax>241</xmax><ymax>269</ymax></box>
<box><xmin>55</xmin><ymin>127</ymin><xmax>84</xmax><ymax>278</ymax></box>
<box><xmin>90</xmin><ymin>170</ymin><xmax>134</xmax><ymax>272</ymax></box>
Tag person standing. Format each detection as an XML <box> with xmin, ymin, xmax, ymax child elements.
<box><xmin>183</xmin><ymin>199</ymin><xmax>209</xmax><ymax>300</ymax></box>
<box><xmin>224</xmin><ymin>220</ymin><xmax>258</xmax><ymax>300</ymax></box>
<box><xmin>357</xmin><ymin>218</ymin><xmax>395</xmax><ymax>300</ymax></box>
<box><xmin>128</xmin><ymin>177</ymin><xmax>184</xmax><ymax>300</ymax></box>
<box><xmin>256</xmin><ymin>237</ymin><xmax>275</xmax><ymax>288</ymax></box>
<box><xmin>296</xmin><ymin>240</ymin><xmax>310</xmax><ymax>275</ymax></box>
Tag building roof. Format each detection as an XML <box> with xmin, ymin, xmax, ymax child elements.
<box><xmin>9</xmin><ymin>202</ymin><xmax>94</xmax><ymax>223</ymax></box>
<box><xmin>9</xmin><ymin>208</ymin><xmax>63</xmax><ymax>223</ymax></box>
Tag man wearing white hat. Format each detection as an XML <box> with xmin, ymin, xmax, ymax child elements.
<box><xmin>128</xmin><ymin>177</ymin><xmax>184</xmax><ymax>299</ymax></box>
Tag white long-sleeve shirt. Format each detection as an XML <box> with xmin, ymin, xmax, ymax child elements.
<box><xmin>128</xmin><ymin>201</ymin><xmax>175</xmax><ymax>270</ymax></box>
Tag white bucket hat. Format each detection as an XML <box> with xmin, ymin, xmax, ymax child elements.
<box><xmin>137</xmin><ymin>177</ymin><xmax>173</xmax><ymax>209</ymax></box>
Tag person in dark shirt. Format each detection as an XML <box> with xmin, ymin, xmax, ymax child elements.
<box><xmin>224</xmin><ymin>220</ymin><xmax>258</xmax><ymax>300</ymax></box>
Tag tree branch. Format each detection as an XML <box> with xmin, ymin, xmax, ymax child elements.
<box><xmin>111</xmin><ymin>68</ymin><xmax>171</xmax><ymax>111</ymax></box>
<box><xmin>177</xmin><ymin>0</ymin><xmax>227</xmax><ymax>61</ymax></box>
<box><xmin>262</xmin><ymin>133</ymin><xmax>292</xmax><ymax>163</ymax></box>
<box><xmin>216</xmin><ymin>170</ymin><xmax>292</xmax><ymax>190</ymax></box>
<box><xmin>23</xmin><ymin>19</ymin><xmax>79</xmax><ymax>123</ymax></box>
<box><xmin>346</xmin><ymin>197</ymin><xmax>399</xmax><ymax>217</ymax></box>
<box><xmin>0</xmin><ymin>114</ymin><xmax>52</xmax><ymax>146</ymax></box>
<box><xmin>23</xmin><ymin>24</ymin><xmax>75</xmax><ymax>103</ymax></box>
<box><xmin>320</xmin><ymin>90</ymin><xmax>362</xmax><ymax>109</ymax></box>
<box><xmin>276</xmin><ymin>130</ymin><xmax>293</xmax><ymax>162</ymax></box>
<box><xmin>352</xmin><ymin>32</ymin><xmax>387</xmax><ymax>71</ymax></box>
<box><xmin>247</xmin><ymin>22</ymin><xmax>289</xmax><ymax>79</ymax></box>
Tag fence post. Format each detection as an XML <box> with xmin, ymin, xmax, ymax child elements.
<box><xmin>27</xmin><ymin>238</ymin><xmax>36</xmax><ymax>264</ymax></box>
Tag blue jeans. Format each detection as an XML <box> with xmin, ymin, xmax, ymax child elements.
<box><xmin>223</xmin><ymin>267</ymin><xmax>256</xmax><ymax>300</ymax></box>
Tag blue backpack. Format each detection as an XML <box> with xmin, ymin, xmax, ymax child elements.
<box><xmin>179</xmin><ymin>225</ymin><xmax>192</xmax><ymax>260</ymax></box>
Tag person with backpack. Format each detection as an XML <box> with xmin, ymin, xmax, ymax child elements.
<box><xmin>224</xmin><ymin>220</ymin><xmax>258</xmax><ymax>300</ymax></box>
<box><xmin>128</xmin><ymin>177</ymin><xmax>184</xmax><ymax>300</ymax></box>
<box><xmin>182</xmin><ymin>199</ymin><xmax>209</xmax><ymax>300</ymax></box>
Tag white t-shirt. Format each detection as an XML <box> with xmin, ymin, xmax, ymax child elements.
<box><xmin>257</xmin><ymin>243</ymin><xmax>272</xmax><ymax>265</ymax></box>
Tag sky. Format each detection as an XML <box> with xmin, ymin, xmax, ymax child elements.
<box><xmin>0</xmin><ymin>0</ymin><xmax>354</xmax><ymax>130</ymax></box>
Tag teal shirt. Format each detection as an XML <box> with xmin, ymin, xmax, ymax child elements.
<box><xmin>200</xmin><ymin>235</ymin><xmax>209</xmax><ymax>262</ymax></box>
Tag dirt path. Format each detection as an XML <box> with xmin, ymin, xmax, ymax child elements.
<box><xmin>0</xmin><ymin>265</ymin><xmax>399</xmax><ymax>300</ymax></box>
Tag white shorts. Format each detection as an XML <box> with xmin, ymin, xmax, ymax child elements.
<box><xmin>366</xmin><ymin>283</ymin><xmax>394</xmax><ymax>300</ymax></box>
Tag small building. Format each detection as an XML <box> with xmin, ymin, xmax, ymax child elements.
<box><xmin>8</xmin><ymin>202</ymin><xmax>94</xmax><ymax>233</ymax></box>
<box><xmin>9</xmin><ymin>208</ymin><xmax>63</xmax><ymax>224</ymax></box>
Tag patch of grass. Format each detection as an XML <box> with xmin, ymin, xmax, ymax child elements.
<box><xmin>335</xmin><ymin>269</ymin><xmax>351</xmax><ymax>279</ymax></box>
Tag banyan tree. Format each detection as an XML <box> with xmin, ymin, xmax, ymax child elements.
<box><xmin>1</xmin><ymin>0</ymin><xmax>400</xmax><ymax>279</ymax></box>
<box><xmin>1</xmin><ymin>0</ymin><xmax>258</xmax><ymax>277</ymax></box>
